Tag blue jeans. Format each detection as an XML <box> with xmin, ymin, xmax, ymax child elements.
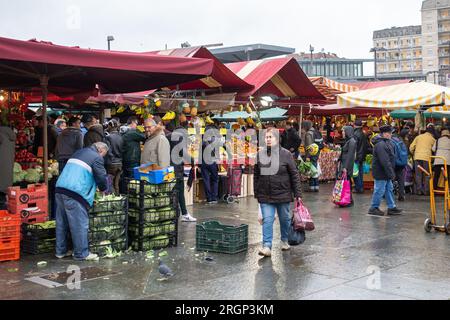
<box><xmin>260</xmin><ymin>203</ymin><xmax>291</xmax><ymax>249</ymax></box>
<box><xmin>55</xmin><ymin>193</ymin><xmax>90</xmax><ymax>260</ymax></box>
<box><xmin>370</xmin><ymin>180</ymin><xmax>396</xmax><ymax>210</ymax></box>
<box><xmin>201</xmin><ymin>163</ymin><xmax>219</xmax><ymax>202</ymax></box>
<box><xmin>309</xmin><ymin>157</ymin><xmax>319</xmax><ymax>190</ymax></box>
<box><xmin>354</xmin><ymin>161</ymin><xmax>364</xmax><ymax>192</ymax></box>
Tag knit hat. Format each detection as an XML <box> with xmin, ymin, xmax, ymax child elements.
<box><xmin>380</xmin><ymin>125</ymin><xmax>393</xmax><ymax>134</ymax></box>
<box><xmin>354</xmin><ymin>120</ymin><xmax>363</xmax><ymax>127</ymax></box>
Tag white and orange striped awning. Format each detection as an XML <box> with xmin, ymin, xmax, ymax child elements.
<box><xmin>338</xmin><ymin>82</ymin><xmax>449</xmax><ymax>109</ymax></box>
<box><xmin>309</xmin><ymin>77</ymin><xmax>359</xmax><ymax>101</ymax></box>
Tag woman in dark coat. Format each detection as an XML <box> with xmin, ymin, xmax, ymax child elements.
<box><xmin>254</xmin><ymin>128</ymin><xmax>303</xmax><ymax>257</ymax></box>
<box><xmin>338</xmin><ymin>126</ymin><xmax>357</xmax><ymax>207</ymax></box>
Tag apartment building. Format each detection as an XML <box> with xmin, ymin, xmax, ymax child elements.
<box><xmin>373</xmin><ymin>26</ymin><xmax>423</xmax><ymax>80</ymax></box>
<box><xmin>422</xmin><ymin>0</ymin><xmax>450</xmax><ymax>85</ymax></box>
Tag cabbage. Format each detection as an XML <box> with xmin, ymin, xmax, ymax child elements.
<box><xmin>24</xmin><ymin>169</ymin><xmax>40</xmax><ymax>183</ymax></box>
<box><xmin>13</xmin><ymin>162</ymin><xmax>22</xmax><ymax>174</ymax></box>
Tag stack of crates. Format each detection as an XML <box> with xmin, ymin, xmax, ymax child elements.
<box><xmin>7</xmin><ymin>184</ymin><xmax>48</xmax><ymax>224</ymax></box>
<box><xmin>89</xmin><ymin>195</ymin><xmax>128</xmax><ymax>256</ymax></box>
<box><xmin>127</xmin><ymin>180</ymin><xmax>178</xmax><ymax>251</ymax></box>
<box><xmin>21</xmin><ymin>221</ymin><xmax>56</xmax><ymax>255</ymax></box>
<box><xmin>0</xmin><ymin>210</ymin><xmax>21</xmax><ymax>262</ymax></box>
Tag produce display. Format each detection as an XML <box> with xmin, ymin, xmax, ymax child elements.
<box><xmin>128</xmin><ymin>207</ymin><xmax>177</xmax><ymax>224</ymax></box>
<box><xmin>129</xmin><ymin>194</ymin><xmax>172</xmax><ymax>209</ymax></box>
<box><xmin>13</xmin><ymin>162</ymin><xmax>59</xmax><ymax>184</ymax></box>
<box><xmin>128</xmin><ymin>180</ymin><xmax>176</xmax><ymax>195</ymax></box>
<box><xmin>131</xmin><ymin>234</ymin><xmax>171</xmax><ymax>251</ymax></box>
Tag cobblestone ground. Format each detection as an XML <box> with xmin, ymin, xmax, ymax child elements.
<box><xmin>0</xmin><ymin>184</ymin><xmax>449</xmax><ymax>300</ymax></box>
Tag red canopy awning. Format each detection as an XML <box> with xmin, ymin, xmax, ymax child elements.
<box><xmin>149</xmin><ymin>46</ymin><xmax>253</xmax><ymax>92</ymax></box>
<box><xmin>226</xmin><ymin>57</ymin><xmax>326</xmax><ymax>103</ymax></box>
<box><xmin>0</xmin><ymin>37</ymin><xmax>214</xmax><ymax>94</ymax></box>
<box><xmin>344</xmin><ymin>79</ymin><xmax>413</xmax><ymax>91</ymax></box>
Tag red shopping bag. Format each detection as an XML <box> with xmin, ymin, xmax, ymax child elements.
<box><xmin>333</xmin><ymin>175</ymin><xmax>351</xmax><ymax>207</ymax></box>
<box><xmin>293</xmin><ymin>199</ymin><xmax>315</xmax><ymax>231</ymax></box>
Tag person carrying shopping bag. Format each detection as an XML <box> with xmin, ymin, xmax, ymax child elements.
<box><xmin>336</xmin><ymin>126</ymin><xmax>357</xmax><ymax>208</ymax></box>
<box><xmin>254</xmin><ymin>128</ymin><xmax>303</xmax><ymax>258</ymax></box>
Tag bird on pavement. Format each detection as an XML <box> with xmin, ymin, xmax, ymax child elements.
<box><xmin>158</xmin><ymin>260</ymin><xmax>174</xmax><ymax>278</ymax></box>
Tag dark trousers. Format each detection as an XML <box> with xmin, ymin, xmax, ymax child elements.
<box><xmin>121</xmin><ymin>163</ymin><xmax>138</xmax><ymax>194</ymax></box>
<box><xmin>176</xmin><ymin>179</ymin><xmax>188</xmax><ymax>216</ymax></box>
<box><xmin>395</xmin><ymin>167</ymin><xmax>406</xmax><ymax>198</ymax></box>
<box><xmin>414</xmin><ymin>160</ymin><xmax>430</xmax><ymax>195</ymax></box>
<box><xmin>58</xmin><ymin>160</ymin><xmax>68</xmax><ymax>175</ymax></box>
<box><xmin>309</xmin><ymin>158</ymin><xmax>319</xmax><ymax>190</ymax></box>
<box><xmin>433</xmin><ymin>165</ymin><xmax>450</xmax><ymax>189</ymax></box>
<box><xmin>107</xmin><ymin>164</ymin><xmax>122</xmax><ymax>196</ymax></box>
<box><xmin>201</xmin><ymin>163</ymin><xmax>219</xmax><ymax>202</ymax></box>
<box><xmin>354</xmin><ymin>161</ymin><xmax>364</xmax><ymax>193</ymax></box>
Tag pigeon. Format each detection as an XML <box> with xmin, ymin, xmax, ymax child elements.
<box><xmin>158</xmin><ymin>260</ymin><xmax>174</xmax><ymax>278</ymax></box>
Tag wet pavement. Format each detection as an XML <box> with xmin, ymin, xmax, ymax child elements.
<box><xmin>0</xmin><ymin>183</ymin><xmax>449</xmax><ymax>300</ymax></box>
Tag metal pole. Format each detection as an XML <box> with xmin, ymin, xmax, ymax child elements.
<box><xmin>40</xmin><ymin>75</ymin><xmax>49</xmax><ymax>186</ymax></box>
<box><xmin>374</xmin><ymin>49</ymin><xmax>378</xmax><ymax>81</ymax></box>
<box><xmin>108</xmin><ymin>40</ymin><xmax>111</xmax><ymax>51</ymax></box>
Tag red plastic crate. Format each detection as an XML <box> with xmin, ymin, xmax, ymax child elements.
<box><xmin>21</xmin><ymin>213</ymin><xmax>48</xmax><ymax>225</ymax></box>
<box><xmin>0</xmin><ymin>210</ymin><xmax>21</xmax><ymax>239</ymax></box>
<box><xmin>7</xmin><ymin>199</ymin><xmax>48</xmax><ymax>220</ymax></box>
<box><xmin>0</xmin><ymin>237</ymin><xmax>20</xmax><ymax>262</ymax></box>
<box><xmin>7</xmin><ymin>184</ymin><xmax>48</xmax><ymax>206</ymax></box>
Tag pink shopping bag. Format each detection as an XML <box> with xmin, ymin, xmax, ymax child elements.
<box><xmin>333</xmin><ymin>175</ymin><xmax>351</xmax><ymax>207</ymax></box>
<box><xmin>293</xmin><ymin>199</ymin><xmax>315</xmax><ymax>231</ymax></box>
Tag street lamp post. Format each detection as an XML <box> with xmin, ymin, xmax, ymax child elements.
<box><xmin>370</xmin><ymin>47</ymin><xmax>387</xmax><ymax>81</ymax></box>
<box><xmin>309</xmin><ymin>45</ymin><xmax>314</xmax><ymax>76</ymax></box>
<box><xmin>107</xmin><ymin>36</ymin><xmax>115</xmax><ymax>51</ymax></box>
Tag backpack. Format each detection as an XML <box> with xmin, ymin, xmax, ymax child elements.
<box><xmin>313</xmin><ymin>129</ymin><xmax>324</xmax><ymax>150</ymax></box>
<box><xmin>392</xmin><ymin>137</ymin><xmax>408</xmax><ymax>168</ymax></box>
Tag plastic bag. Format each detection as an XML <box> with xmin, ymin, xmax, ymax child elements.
<box><xmin>288</xmin><ymin>221</ymin><xmax>306</xmax><ymax>246</ymax></box>
<box><xmin>353</xmin><ymin>163</ymin><xmax>359</xmax><ymax>178</ymax></box>
<box><xmin>333</xmin><ymin>175</ymin><xmax>352</xmax><ymax>207</ymax></box>
<box><xmin>293</xmin><ymin>199</ymin><xmax>315</xmax><ymax>231</ymax></box>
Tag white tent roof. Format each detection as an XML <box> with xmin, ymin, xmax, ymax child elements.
<box><xmin>337</xmin><ymin>81</ymin><xmax>449</xmax><ymax>109</ymax></box>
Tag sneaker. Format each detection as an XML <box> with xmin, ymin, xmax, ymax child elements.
<box><xmin>281</xmin><ymin>242</ymin><xmax>291</xmax><ymax>251</ymax></box>
<box><xmin>55</xmin><ymin>251</ymin><xmax>73</xmax><ymax>259</ymax></box>
<box><xmin>209</xmin><ymin>201</ymin><xmax>219</xmax><ymax>205</ymax></box>
<box><xmin>387</xmin><ymin>208</ymin><xmax>403</xmax><ymax>216</ymax></box>
<box><xmin>258</xmin><ymin>247</ymin><xmax>272</xmax><ymax>257</ymax></box>
<box><xmin>368</xmin><ymin>208</ymin><xmax>385</xmax><ymax>216</ymax></box>
<box><xmin>80</xmin><ymin>253</ymin><xmax>99</xmax><ymax>261</ymax></box>
<box><xmin>182</xmin><ymin>213</ymin><xmax>197</xmax><ymax>222</ymax></box>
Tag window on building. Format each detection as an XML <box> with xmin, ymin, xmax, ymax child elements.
<box><xmin>427</xmin><ymin>24</ymin><xmax>433</xmax><ymax>31</ymax></box>
<box><xmin>428</xmin><ymin>61</ymin><xmax>434</xmax><ymax>67</ymax></box>
<box><xmin>428</xmin><ymin>49</ymin><xmax>434</xmax><ymax>55</ymax></box>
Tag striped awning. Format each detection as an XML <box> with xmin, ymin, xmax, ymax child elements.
<box><xmin>309</xmin><ymin>77</ymin><xmax>359</xmax><ymax>101</ymax></box>
<box><xmin>338</xmin><ymin>82</ymin><xmax>448</xmax><ymax>109</ymax></box>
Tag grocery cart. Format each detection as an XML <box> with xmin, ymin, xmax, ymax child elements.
<box><xmin>417</xmin><ymin>156</ymin><xmax>450</xmax><ymax>235</ymax></box>
<box><xmin>219</xmin><ymin>164</ymin><xmax>243</xmax><ymax>204</ymax></box>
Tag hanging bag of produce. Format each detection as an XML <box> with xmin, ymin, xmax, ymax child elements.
<box><xmin>293</xmin><ymin>199</ymin><xmax>315</xmax><ymax>231</ymax></box>
<box><xmin>353</xmin><ymin>163</ymin><xmax>359</xmax><ymax>178</ymax></box>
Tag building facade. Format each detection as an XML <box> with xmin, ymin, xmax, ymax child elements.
<box><xmin>291</xmin><ymin>52</ymin><xmax>371</xmax><ymax>80</ymax></box>
<box><xmin>422</xmin><ymin>0</ymin><xmax>450</xmax><ymax>85</ymax></box>
<box><xmin>372</xmin><ymin>26</ymin><xmax>423</xmax><ymax>80</ymax></box>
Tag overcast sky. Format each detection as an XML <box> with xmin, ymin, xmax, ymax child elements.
<box><xmin>1</xmin><ymin>0</ymin><xmax>423</xmax><ymax>59</ymax></box>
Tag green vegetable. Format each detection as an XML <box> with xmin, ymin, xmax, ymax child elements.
<box><xmin>13</xmin><ymin>162</ymin><xmax>22</xmax><ymax>174</ymax></box>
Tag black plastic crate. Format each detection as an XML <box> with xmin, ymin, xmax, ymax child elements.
<box><xmin>130</xmin><ymin>234</ymin><xmax>177</xmax><ymax>251</ymax></box>
<box><xmin>90</xmin><ymin>196</ymin><xmax>128</xmax><ymax>214</ymax></box>
<box><xmin>21</xmin><ymin>237</ymin><xmax>55</xmax><ymax>255</ymax></box>
<box><xmin>129</xmin><ymin>220</ymin><xmax>177</xmax><ymax>238</ymax></box>
<box><xmin>21</xmin><ymin>221</ymin><xmax>56</xmax><ymax>239</ymax></box>
<box><xmin>128</xmin><ymin>206</ymin><xmax>178</xmax><ymax>224</ymax></box>
<box><xmin>89</xmin><ymin>210</ymin><xmax>128</xmax><ymax>229</ymax></box>
<box><xmin>89</xmin><ymin>237</ymin><xmax>128</xmax><ymax>256</ymax></box>
<box><xmin>196</xmin><ymin>221</ymin><xmax>248</xmax><ymax>254</ymax></box>
<box><xmin>89</xmin><ymin>225</ymin><xmax>127</xmax><ymax>242</ymax></box>
<box><xmin>127</xmin><ymin>179</ymin><xmax>177</xmax><ymax>196</ymax></box>
<box><xmin>128</xmin><ymin>193</ymin><xmax>176</xmax><ymax>210</ymax></box>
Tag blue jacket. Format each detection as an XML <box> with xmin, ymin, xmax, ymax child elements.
<box><xmin>56</xmin><ymin>146</ymin><xmax>108</xmax><ymax>208</ymax></box>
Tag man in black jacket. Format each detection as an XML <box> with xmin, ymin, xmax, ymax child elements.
<box><xmin>167</xmin><ymin>118</ymin><xmax>197</xmax><ymax>222</ymax></box>
<box><xmin>105</xmin><ymin>119</ymin><xmax>123</xmax><ymax>196</ymax></box>
<box><xmin>368</xmin><ymin>125</ymin><xmax>403</xmax><ymax>216</ymax></box>
<box><xmin>56</xmin><ymin>117</ymin><xmax>83</xmax><ymax>175</ymax></box>
<box><xmin>281</xmin><ymin>122</ymin><xmax>301</xmax><ymax>159</ymax></box>
<box><xmin>353</xmin><ymin>120</ymin><xmax>369</xmax><ymax>193</ymax></box>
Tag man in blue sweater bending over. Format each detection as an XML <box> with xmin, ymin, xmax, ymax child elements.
<box><xmin>55</xmin><ymin>142</ymin><xmax>109</xmax><ymax>261</ymax></box>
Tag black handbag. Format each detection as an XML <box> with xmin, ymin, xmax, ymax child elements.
<box><xmin>288</xmin><ymin>219</ymin><xmax>306</xmax><ymax>246</ymax></box>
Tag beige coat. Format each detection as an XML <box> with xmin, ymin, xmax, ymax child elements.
<box><xmin>432</xmin><ymin>136</ymin><xmax>450</xmax><ymax>165</ymax></box>
<box><xmin>141</xmin><ymin>128</ymin><xmax>171</xmax><ymax>168</ymax></box>
<box><xmin>410</xmin><ymin>132</ymin><xmax>436</xmax><ymax>162</ymax></box>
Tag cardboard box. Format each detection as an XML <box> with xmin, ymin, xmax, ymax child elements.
<box><xmin>239</xmin><ymin>174</ymin><xmax>248</xmax><ymax>198</ymax></box>
<box><xmin>194</xmin><ymin>179</ymin><xmax>207</xmax><ymax>203</ymax></box>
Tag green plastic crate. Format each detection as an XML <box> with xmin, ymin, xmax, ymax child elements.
<box><xmin>128</xmin><ymin>207</ymin><xmax>177</xmax><ymax>224</ymax></box>
<box><xmin>128</xmin><ymin>180</ymin><xmax>176</xmax><ymax>195</ymax></box>
<box><xmin>196</xmin><ymin>221</ymin><xmax>248</xmax><ymax>254</ymax></box>
<box><xmin>128</xmin><ymin>194</ymin><xmax>173</xmax><ymax>210</ymax></box>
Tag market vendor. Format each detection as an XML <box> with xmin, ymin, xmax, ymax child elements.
<box><xmin>141</xmin><ymin>118</ymin><xmax>170</xmax><ymax>168</ymax></box>
<box><xmin>55</xmin><ymin>142</ymin><xmax>109</xmax><ymax>261</ymax></box>
<box><xmin>0</xmin><ymin>126</ymin><xmax>16</xmax><ymax>209</ymax></box>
